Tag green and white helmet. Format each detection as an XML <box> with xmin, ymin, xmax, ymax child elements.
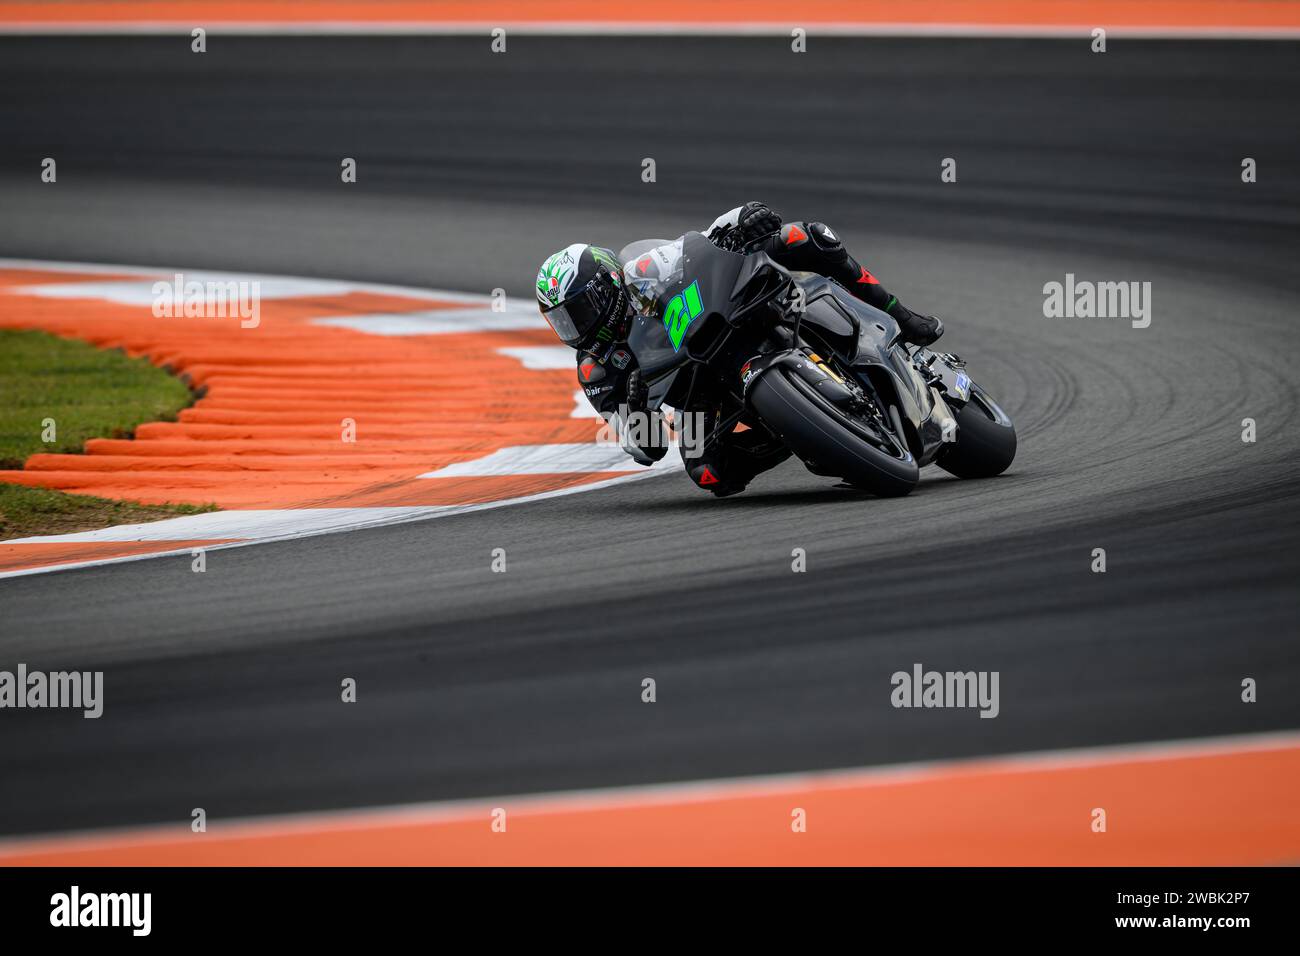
<box><xmin>535</xmin><ymin>243</ymin><xmax>625</xmax><ymax>348</ymax></box>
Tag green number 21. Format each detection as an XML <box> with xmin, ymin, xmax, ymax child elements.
<box><xmin>662</xmin><ymin>280</ymin><xmax>704</xmax><ymax>352</ymax></box>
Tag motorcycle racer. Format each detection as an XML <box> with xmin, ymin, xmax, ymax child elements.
<box><xmin>535</xmin><ymin>202</ymin><xmax>944</xmax><ymax>496</ymax></box>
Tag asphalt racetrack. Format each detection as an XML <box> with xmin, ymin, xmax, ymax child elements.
<box><xmin>0</xmin><ymin>37</ymin><xmax>1298</xmax><ymax>837</ymax></box>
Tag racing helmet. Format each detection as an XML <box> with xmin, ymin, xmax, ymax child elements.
<box><xmin>535</xmin><ymin>243</ymin><xmax>626</xmax><ymax>349</ymax></box>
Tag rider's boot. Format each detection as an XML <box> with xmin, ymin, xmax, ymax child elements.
<box><xmin>687</xmin><ymin>460</ymin><xmax>748</xmax><ymax>497</ymax></box>
<box><xmin>892</xmin><ymin>307</ymin><xmax>944</xmax><ymax>347</ymax></box>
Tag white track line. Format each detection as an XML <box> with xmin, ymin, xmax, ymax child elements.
<box><xmin>0</xmin><ymin>728</ymin><xmax>1295</xmax><ymax>857</ymax></box>
<box><xmin>17</xmin><ymin>274</ymin><xmax>353</xmax><ymax>304</ymax></box>
<box><xmin>315</xmin><ymin>307</ymin><xmax>540</xmax><ymax>335</ymax></box>
<box><xmin>3</xmin><ymin>507</ymin><xmax>447</xmax><ymax>544</ymax></box>
<box><xmin>419</xmin><ymin>444</ymin><xmax>681</xmax><ymax>478</ymax></box>
<box><xmin>0</xmin><ymin>257</ymin><xmax>516</xmax><ymax>306</ymax></box>
<box><xmin>496</xmin><ymin>346</ymin><xmax>574</xmax><ymax>370</ymax></box>
<box><xmin>0</xmin><ymin>468</ymin><xmax>673</xmax><ymax>580</ymax></box>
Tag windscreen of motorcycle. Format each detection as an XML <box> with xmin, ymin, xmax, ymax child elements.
<box><xmin>620</xmin><ymin>233</ymin><xmax>749</xmax><ymax>400</ymax></box>
<box><xmin>618</xmin><ymin>237</ymin><xmax>685</xmax><ymax>318</ymax></box>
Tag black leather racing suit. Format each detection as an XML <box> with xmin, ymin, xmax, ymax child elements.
<box><xmin>578</xmin><ymin>205</ymin><xmax>934</xmax><ymax>496</ymax></box>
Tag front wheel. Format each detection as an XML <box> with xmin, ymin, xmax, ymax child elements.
<box><xmin>938</xmin><ymin>385</ymin><xmax>1017</xmax><ymax>479</ymax></box>
<box><xmin>748</xmin><ymin>366</ymin><xmax>920</xmax><ymax>497</ymax></box>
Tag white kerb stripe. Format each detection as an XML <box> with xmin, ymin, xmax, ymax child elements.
<box><xmin>419</xmin><ymin>443</ymin><xmax>678</xmax><ymax>477</ymax></box>
<box><xmin>496</xmin><ymin>346</ymin><xmax>574</xmax><ymax>370</ymax></box>
<box><xmin>13</xmin><ymin>275</ymin><xmax>355</xmax><ymax>305</ymax></box>
<box><xmin>314</xmin><ymin>306</ymin><xmax>540</xmax><ymax>335</ymax></box>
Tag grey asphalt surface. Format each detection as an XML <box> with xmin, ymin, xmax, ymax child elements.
<box><xmin>0</xmin><ymin>37</ymin><xmax>1298</xmax><ymax>838</ymax></box>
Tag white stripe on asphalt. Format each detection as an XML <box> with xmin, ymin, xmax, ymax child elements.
<box><xmin>0</xmin><ymin>467</ymin><xmax>677</xmax><ymax>580</ymax></box>
<box><xmin>495</xmin><ymin>351</ymin><xmax>605</xmax><ymax>419</ymax></box>
<box><xmin>14</xmin><ymin>274</ymin><xmax>355</xmax><ymax>305</ymax></box>
<box><xmin>496</xmin><ymin>346</ymin><xmax>574</xmax><ymax>370</ymax></box>
<box><xmin>419</xmin><ymin>444</ymin><xmax>680</xmax><ymax>478</ymax></box>
<box><xmin>0</xmin><ymin>257</ymin><xmax>521</xmax><ymax>307</ymax></box>
<box><xmin>6</xmin><ymin>262</ymin><xmax>540</xmax><ymax>334</ymax></box>
<box><xmin>315</xmin><ymin>306</ymin><xmax>539</xmax><ymax>335</ymax></box>
<box><xmin>571</xmin><ymin>389</ymin><xmax>602</xmax><ymax>419</ymax></box>
<box><xmin>9</xmin><ymin>274</ymin><xmax>538</xmax><ymax>327</ymax></box>
<box><xmin>2</xmin><ymin>507</ymin><xmax>447</xmax><ymax>544</ymax></box>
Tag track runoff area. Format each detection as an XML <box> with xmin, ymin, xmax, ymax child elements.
<box><xmin>0</xmin><ymin>0</ymin><xmax>1297</xmax><ymax>941</ymax></box>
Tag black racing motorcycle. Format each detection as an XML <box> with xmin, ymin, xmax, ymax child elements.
<box><xmin>618</xmin><ymin>231</ymin><xmax>1016</xmax><ymax>496</ymax></box>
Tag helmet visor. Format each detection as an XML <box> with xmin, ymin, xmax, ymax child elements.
<box><xmin>541</xmin><ymin>273</ymin><xmax>618</xmax><ymax>347</ymax></box>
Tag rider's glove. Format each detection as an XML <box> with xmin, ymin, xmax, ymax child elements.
<box><xmin>736</xmin><ymin>201</ymin><xmax>782</xmax><ymax>244</ymax></box>
<box><xmin>625</xmin><ymin>367</ymin><xmax>649</xmax><ymax>414</ymax></box>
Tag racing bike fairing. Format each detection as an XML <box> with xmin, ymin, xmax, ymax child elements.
<box><xmin>620</xmin><ymin>233</ymin><xmax>746</xmax><ymax>394</ymax></box>
<box><xmin>607</xmin><ymin>229</ymin><xmax>1015</xmax><ymax>493</ymax></box>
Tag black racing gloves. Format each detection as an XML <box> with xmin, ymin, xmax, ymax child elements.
<box><xmin>625</xmin><ymin>367</ymin><xmax>649</xmax><ymax>414</ymax></box>
<box><xmin>735</xmin><ymin>201</ymin><xmax>782</xmax><ymax>244</ymax></box>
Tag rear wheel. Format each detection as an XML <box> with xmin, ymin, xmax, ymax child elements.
<box><xmin>938</xmin><ymin>385</ymin><xmax>1017</xmax><ymax>479</ymax></box>
<box><xmin>748</xmin><ymin>365</ymin><xmax>919</xmax><ymax>497</ymax></box>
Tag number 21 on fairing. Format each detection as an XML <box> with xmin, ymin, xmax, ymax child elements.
<box><xmin>663</xmin><ymin>280</ymin><xmax>703</xmax><ymax>352</ymax></box>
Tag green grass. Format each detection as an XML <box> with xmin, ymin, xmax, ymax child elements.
<box><xmin>0</xmin><ymin>329</ymin><xmax>217</xmax><ymax>541</ymax></box>
<box><xmin>0</xmin><ymin>328</ymin><xmax>195</xmax><ymax>467</ymax></box>
<box><xmin>0</xmin><ymin>484</ymin><xmax>216</xmax><ymax>542</ymax></box>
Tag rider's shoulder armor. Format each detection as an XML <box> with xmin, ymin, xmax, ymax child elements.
<box><xmin>578</xmin><ymin>356</ymin><xmax>607</xmax><ymax>384</ymax></box>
